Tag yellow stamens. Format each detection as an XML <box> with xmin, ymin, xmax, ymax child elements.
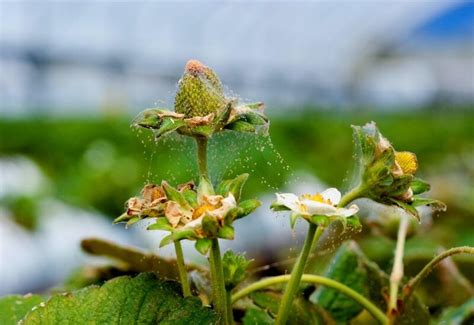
<box><xmin>395</xmin><ymin>151</ymin><xmax>418</xmax><ymax>175</ymax></box>
<box><xmin>303</xmin><ymin>193</ymin><xmax>332</xmax><ymax>205</ymax></box>
<box><xmin>192</xmin><ymin>203</ymin><xmax>217</xmax><ymax>219</ymax></box>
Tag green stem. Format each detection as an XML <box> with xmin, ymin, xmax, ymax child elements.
<box><xmin>174</xmin><ymin>240</ymin><xmax>191</xmax><ymax>297</ymax></box>
<box><xmin>196</xmin><ymin>137</ymin><xmax>209</xmax><ymax>179</ymax></box>
<box><xmin>338</xmin><ymin>184</ymin><xmax>366</xmax><ymax>207</ymax></box>
<box><xmin>276</xmin><ymin>223</ymin><xmax>317</xmax><ymax>325</ymax></box>
<box><xmin>309</xmin><ymin>226</ymin><xmax>325</xmax><ymax>254</ymax></box>
<box><xmin>226</xmin><ymin>290</ymin><xmax>234</xmax><ymax>325</ymax></box>
<box><xmin>209</xmin><ymin>238</ymin><xmax>228</xmax><ymax>325</ymax></box>
<box><xmin>403</xmin><ymin>246</ymin><xmax>474</xmax><ymax>298</ymax></box>
<box><xmin>388</xmin><ymin>213</ymin><xmax>409</xmax><ymax>315</ymax></box>
<box><xmin>232</xmin><ymin>274</ymin><xmax>388</xmax><ymax>324</ymax></box>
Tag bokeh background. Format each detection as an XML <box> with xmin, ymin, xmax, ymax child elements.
<box><xmin>1</xmin><ymin>0</ymin><xmax>473</xmax><ymax>311</ymax></box>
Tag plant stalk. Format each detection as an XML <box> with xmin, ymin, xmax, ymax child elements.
<box><xmin>232</xmin><ymin>274</ymin><xmax>388</xmax><ymax>324</ymax></box>
<box><xmin>403</xmin><ymin>246</ymin><xmax>474</xmax><ymax>298</ymax></box>
<box><xmin>388</xmin><ymin>213</ymin><xmax>409</xmax><ymax>315</ymax></box>
<box><xmin>174</xmin><ymin>240</ymin><xmax>191</xmax><ymax>297</ymax></box>
<box><xmin>338</xmin><ymin>184</ymin><xmax>366</xmax><ymax>207</ymax></box>
<box><xmin>226</xmin><ymin>291</ymin><xmax>234</xmax><ymax>325</ymax></box>
<box><xmin>209</xmin><ymin>238</ymin><xmax>228</xmax><ymax>325</ymax></box>
<box><xmin>196</xmin><ymin>137</ymin><xmax>209</xmax><ymax>179</ymax></box>
<box><xmin>275</xmin><ymin>223</ymin><xmax>317</xmax><ymax>325</ymax></box>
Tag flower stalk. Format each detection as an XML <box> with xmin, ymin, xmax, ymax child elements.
<box><xmin>276</xmin><ymin>223</ymin><xmax>318</xmax><ymax>325</ymax></box>
<box><xmin>209</xmin><ymin>238</ymin><xmax>229</xmax><ymax>325</ymax></box>
<box><xmin>174</xmin><ymin>240</ymin><xmax>191</xmax><ymax>297</ymax></box>
<box><xmin>388</xmin><ymin>213</ymin><xmax>409</xmax><ymax>315</ymax></box>
<box><xmin>338</xmin><ymin>184</ymin><xmax>366</xmax><ymax>208</ymax></box>
<box><xmin>232</xmin><ymin>274</ymin><xmax>388</xmax><ymax>324</ymax></box>
<box><xmin>403</xmin><ymin>246</ymin><xmax>474</xmax><ymax>298</ymax></box>
<box><xmin>196</xmin><ymin>137</ymin><xmax>209</xmax><ymax>179</ymax></box>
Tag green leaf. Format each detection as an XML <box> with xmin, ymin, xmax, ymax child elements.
<box><xmin>21</xmin><ymin>273</ymin><xmax>217</xmax><ymax>324</ymax></box>
<box><xmin>437</xmin><ymin>297</ymin><xmax>474</xmax><ymax>325</ymax></box>
<box><xmin>242</xmin><ymin>307</ymin><xmax>273</xmax><ymax>325</ymax></box>
<box><xmin>216</xmin><ymin>173</ymin><xmax>249</xmax><ymax>202</ymax></box>
<box><xmin>195</xmin><ymin>238</ymin><xmax>212</xmax><ymax>255</ymax></box>
<box><xmin>310</xmin><ymin>241</ymin><xmax>369</xmax><ymax>321</ymax></box>
<box><xmin>250</xmin><ymin>291</ymin><xmax>328</xmax><ymax>324</ymax></box>
<box><xmin>310</xmin><ymin>241</ymin><xmax>430</xmax><ymax>324</ymax></box>
<box><xmin>147</xmin><ymin>217</ymin><xmax>173</xmax><ymax>231</ymax></box>
<box><xmin>270</xmin><ymin>201</ymin><xmax>291</xmax><ymax>212</ymax></box>
<box><xmin>411</xmin><ymin>178</ymin><xmax>430</xmax><ymax>195</ymax></box>
<box><xmin>244</xmin><ymin>111</ymin><xmax>267</xmax><ymax>126</ymax></box>
<box><xmin>0</xmin><ymin>294</ymin><xmax>43</xmax><ymax>325</ymax></box>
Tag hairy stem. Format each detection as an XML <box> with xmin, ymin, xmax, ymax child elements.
<box><xmin>276</xmin><ymin>223</ymin><xmax>317</xmax><ymax>325</ymax></box>
<box><xmin>174</xmin><ymin>240</ymin><xmax>191</xmax><ymax>297</ymax></box>
<box><xmin>232</xmin><ymin>274</ymin><xmax>388</xmax><ymax>324</ymax></box>
<box><xmin>196</xmin><ymin>137</ymin><xmax>209</xmax><ymax>179</ymax></box>
<box><xmin>338</xmin><ymin>184</ymin><xmax>366</xmax><ymax>207</ymax></box>
<box><xmin>209</xmin><ymin>238</ymin><xmax>228</xmax><ymax>325</ymax></box>
<box><xmin>388</xmin><ymin>213</ymin><xmax>409</xmax><ymax>314</ymax></box>
<box><xmin>226</xmin><ymin>290</ymin><xmax>234</xmax><ymax>325</ymax></box>
<box><xmin>403</xmin><ymin>246</ymin><xmax>474</xmax><ymax>298</ymax></box>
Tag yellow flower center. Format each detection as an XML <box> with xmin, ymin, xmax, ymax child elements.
<box><xmin>395</xmin><ymin>151</ymin><xmax>418</xmax><ymax>175</ymax></box>
<box><xmin>304</xmin><ymin>193</ymin><xmax>332</xmax><ymax>204</ymax></box>
<box><xmin>192</xmin><ymin>203</ymin><xmax>218</xmax><ymax>219</ymax></box>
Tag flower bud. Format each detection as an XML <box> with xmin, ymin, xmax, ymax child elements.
<box><xmin>174</xmin><ymin>60</ymin><xmax>227</xmax><ymax>117</ymax></box>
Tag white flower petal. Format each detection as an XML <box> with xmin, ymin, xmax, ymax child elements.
<box><xmin>333</xmin><ymin>204</ymin><xmax>359</xmax><ymax>218</ymax></box>
<box><xmin>301</xmin><ymin>199</ymin><xmax>338</xmax><ymax>216</ymax></box>
<box><xmin>320</xmin><ymin>188</ymin><xmax>341</xmax><ymax>205</ymax></box>
<box><xmin>276</xmin><ymin>193</ymin><xmax>301</xmax><ymax>213</ymax></box>
<box><xmin>207</xmin><ymin>193</ymin><xmax>237</xmax><ymax>220</ymax></box>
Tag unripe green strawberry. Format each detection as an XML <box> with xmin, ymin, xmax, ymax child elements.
<box><xmin>174</xmin><ymin>60</ymin><xmax>226</xmax><ymax>117</ymax></box>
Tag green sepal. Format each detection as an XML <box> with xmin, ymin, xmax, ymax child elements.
<box><xmin>212</xmin><ymin>101</ymin><xmax>233</xmax><ymax>131</ymax></box>
<box><xmin>290</xmin><ymin>213</ymin><xmax>300</xmax><ymax>229</ymax></box>
<box><xmin>225</xmin><ymin>120</ymin><xmax>256</xmax><ymax>133</ymax></box>
<box><xmin>125</xmin><ymin>216</ymin><xmax>141</xmax><ymax>228</ymax></box>
<box><xmin>113</xmin><ymin>212</ymin><xmax>131</xmax><ymax>224</ymax></box>
<box><xmin>133</xmin><ymin>108</ymin><xmax>164</xmax><ymax>129</ymax></box>
<box><xmin>159</xmin><ymin>234</ymin><xmax>173</xmax><ymax>248</ymax></box>
<box><xmin>195</xmin><ymin>238</ymin><xmax>212</xmax><ymax>255</ymax></box>
<box><xmin>191</xmin><ymin>125</ymin><xmax>214</xmax><ymax>138</ymax></box>
<box><xmin>173</xmin><ymin>229</ymin><xmax>196</xmax><ymax>241</ymax></box>
<box><xmin>411</xmin><ymin>197</ymin><xmax>447</xmax><ymax>211</ymax></box>
<box><xmin>242</xmin><ymin>102</ymin><xmax>265</xmax><ymax>110</ymax></box>
<box><xmin>182</xmin><ymin>189</ymin><xmax>198</xmax><ymax>208</ymax></box>
<box><xmin>155</xmin><ymin>117</ymin><xmax>186</xmax><ymax>138</ymax></box>
<box><xmin>224</xmin><ymin>207</ymin><xmax>241</xmax><ymax>224</ymax></box>
<box><xmin>218</xmin><ymin>225</ymin><xmax>235</xmax><ymax>240</ymax></box>
<box><xmin>197</xmin><ymin>176</ymin><xmax>214</xmax><ymax>200</ymax></box>
<box><xmin>310</xmin><ymin>215</ymin><xmax>330</xmax><ymax>227</ymax></box>
<box><xmin>345</xmin><ymin>215</ymin><xmax>362</xmax><ymax>230</ymax></box>
<box><xmin>411</xmin><ymin>178</ymin><xmax>431</xmax><ymax>195</ymax></box>
<box><xmin>162</xmin><ymin>183</ymin><xmax>191</xmax><ymax>210</ymax></box>
<box><xmin>244</xmin><ymin>111</ymin><xmax>267</xmax><ymax>126</ymax></box>
<box><xmin>237</xmin><ymin>199</ymin><xmax>261</xmax><ymax>219</ymax></box>
<box><xmin>216</xmin><ymin>173</ymin><xmax>249</xmax><ymax>202</ymax></box>
<box><xmin>202</xmin><ymin>215</ymin><xmax>219</xmax><ymax>237</ymax></box>
<box><xmin>389</xmin><ymin>199</ymin><xmax>420</xmax><ymax>222</ymax></box>
<box><xmin>147</xmin><ymin>217</ymin><xmax>173</xmax><ymax>231</ymax></box>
